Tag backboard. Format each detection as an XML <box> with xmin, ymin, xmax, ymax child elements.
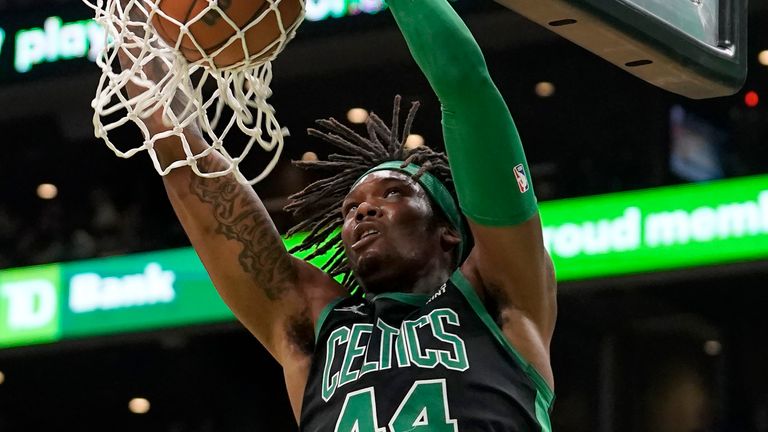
<box><xmin>496</xmin><ymin>0</ymin><xmax>748</xmax><ymax>99</ymax></box>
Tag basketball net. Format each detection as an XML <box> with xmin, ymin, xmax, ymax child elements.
<box><xmin>83</xmin><ymin>0</ymin><xmax>304</xmax><ymax>184</ymax></box>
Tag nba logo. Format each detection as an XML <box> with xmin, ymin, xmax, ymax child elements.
<box><xmin>514</xmin><ymin>164</ymin><xmax>529</xmax><ymax>193</ymax></box>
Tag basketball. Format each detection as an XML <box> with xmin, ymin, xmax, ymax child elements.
<box><xmin>152</xmin><ymin>0</ymin><xmax>303</xmax><ymax>68</ymax></box>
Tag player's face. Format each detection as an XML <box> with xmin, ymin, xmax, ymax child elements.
<box><xmin>341</xmin><ymin>171</ymin><xmax>448</xmax><ymax>293</ymax></box>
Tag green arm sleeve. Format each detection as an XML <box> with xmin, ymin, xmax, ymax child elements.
<box><xmin>387</xmin><ymin>0</ymin><xmax>537</xmax><ymax>226</ymax></box>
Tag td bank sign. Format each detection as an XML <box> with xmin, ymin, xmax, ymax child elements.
<box><xmin>0</xmin><ymin>263</ymin><xmax>177</xmax><ymax>349</ymax></box>
<box><xmin>0</xmin><ymin>265</ymin><xmax>62</xmax><ymax>347</ymax></box>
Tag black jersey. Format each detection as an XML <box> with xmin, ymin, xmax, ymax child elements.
<box><xmin>299</xmin><ymin>269</ymin><xmax>553</xmax><ymax>432</ymax></box>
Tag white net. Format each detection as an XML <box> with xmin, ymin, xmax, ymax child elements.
<box><xmin>84</xmin><ymin>0</ymin><xmax>305</xmax><ymax>184</ymax></box>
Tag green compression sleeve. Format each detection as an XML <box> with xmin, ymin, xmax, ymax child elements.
<box><xmin>387</xmin><ymin>0</ymin><xmax>537</xmax><ymax>226</ymax></box>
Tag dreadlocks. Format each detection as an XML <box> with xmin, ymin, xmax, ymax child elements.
<box><xmin>284</xmin><ymin>95</ymin><xmax>455</xmax><ymax>292</ymax></box>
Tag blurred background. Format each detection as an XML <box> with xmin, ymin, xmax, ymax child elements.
<box><xmin>0</xmin><ymin>0</ymin><xmax>767</xmax><ymax>431</ymax></box>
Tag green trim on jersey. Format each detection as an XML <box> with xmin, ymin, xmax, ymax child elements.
<box><xmin>536</xmin><ymin>390</ymin><xmax>554</xmax><ymax>432</ymax></box>
<box><xmin>449</xmin><ymin>270</ymin><xmax>555</xmax><ymax>407</ymax></box>
<box><xmin>370</xmin><ymin>292</ymin><xmax>430</xmax><ymax>306</ymax></box>
<box><xmin>315</xmin><ymin>297</ymin><xmax>348</xmax><ymax>340</ymax></box>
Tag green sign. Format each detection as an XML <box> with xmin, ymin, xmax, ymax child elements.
<box><xmin>4</xmin><ymin>1</ymin><xmax>388</xmax><ymax>75</ymax></box>
<box><xmin>13</xmin><ymin>16</ymin><xmax>103</xmax><ymax>74</ymax></box>
<box><xmin>541</xmin><ymin>174</ymin><xmax>768</xmax><ymax>280</ymax></box>
<box><xmin>0</xmin><ymin>264</ymin><xmax>62</xmax><ymax>347</ymax></box>
<box><xmin>1</xmin><ymin>175</ymin><xmax>767</xmax><ymax>350</ymax></box>
<box><xmin>61</xmin><ymin>249</ymin><xmax>232</xmax><ymax>339</ymax></box>
<box><xmin>0</xmin><ymin>234</ymin><xmax>330</xmax><ymax>350</ymax></box>
<box><xmin>0</xmin><ymin>249</ymin><xmax>234</xmax><ymax>350</ymax></box>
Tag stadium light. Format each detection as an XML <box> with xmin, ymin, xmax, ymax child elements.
<box><xmin>36</xmin><ymin>183</ymin><xmax>58</xmax><ymax>200</ymax></box>
<box><xmin>535</xmin><ymin>81</ymin><xmax>556</xmax><ymax>98</ymax></box>
<box><xmin>703</xmin><ymin>340</ymin><xmax>722</xmax><ymax>356</ymax></box>
<box><xmin>302</xmin><ymin>152</ymin><xmax>318</xmax><ymax>162</ymax></box>
<box><xmin>759</xmin><ymin>50</ymin><xmax>768</xmax><ymax>66</ymax></box>
<box><xmin>128</xmin><ymin>397</ymin><xmax>151</xmax><ymax>414</ymax></box>
<box><xmin>347</xmin><ymin>108</ymin><xmax>369</xmax><ymax>124</ymax></box>
<box><xmin>404</xmin><ymin>134</ymin><xmax>425</xmax><ymax>150</ymax></box>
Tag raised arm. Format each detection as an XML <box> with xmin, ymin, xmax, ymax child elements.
<box><xmin>388</xmin><ymin>0</ymin><xmax>557</xmax><ymax>389</ymax></box>
<box><xmin>115</xmin><ymin>21</ymin><xmax>344</xmax><ymax>390</ymax></box>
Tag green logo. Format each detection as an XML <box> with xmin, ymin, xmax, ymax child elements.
<box><xmin>322</xmin><ymin>310</ymin><xmax>468</xmax><ymax>402</ymax></box>
<box><xmin>0</xmin><ymin>264</ymin><xmax>62</xmax><ymax>348</ymax></box>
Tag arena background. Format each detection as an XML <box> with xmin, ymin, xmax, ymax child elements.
<box><xmin>0</xmin><ymin>1</ymin><xmax>767</xmax><ymax>431</ymax></box>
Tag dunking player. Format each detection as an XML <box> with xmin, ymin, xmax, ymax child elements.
<box><xmin>128</xmin><ymin>0</ymin><xmax>556</xmax><ymax>429</ymax></box>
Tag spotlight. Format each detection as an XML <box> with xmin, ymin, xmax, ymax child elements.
<box><xmin>759</xmin><ymin>50</ymin><xmax>768</xmax><ymax>66</ymax></box>
<box><xmin>301</xmin><ymin>151</ymin><xmax>318</xmax><ymax>162</ymax></box>
<box><xmin>404</xmin><ymin>134</ymin><xmax>425</xmax><ymax>149</ymax></box>
<box><xmin>535</xmin><ymin>81</ymin><xmax>556</xmax><ymax>98</ymax></box>
<box><xmin>36</xmin><ymin>183</ymin><xmax>58</xmax><ymax>200</ymax></box>
<box><xmin>347</xmin><ymin>108</ymin><xmax>369</xmax><ymax>124</ymax></box>
<box><xmin>129</xmin><ymin>397</ymin><xmax>151</xmax><ymax>414</ymax></box>
<box><xmin>703</xmin><ymin>340</ymin><xmax>722</xmax><ymax>356</ymax></box>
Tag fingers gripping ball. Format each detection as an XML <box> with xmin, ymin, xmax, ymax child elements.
<box><xmin>152</xmin><ymin>0</ymin><xmax>303</xmax><ymax>69</ymax></box>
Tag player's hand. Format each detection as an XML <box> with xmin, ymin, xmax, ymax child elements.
<box><xmin>114</xmin><ymin>0</ymin><xmax>205</xmax><ymax>153</ymax></box>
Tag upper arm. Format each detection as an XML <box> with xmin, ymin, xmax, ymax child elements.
<box><xmin>463</xmin><ymin>213</ymin><xmax>557</xmax><ymax>341</ymax></box>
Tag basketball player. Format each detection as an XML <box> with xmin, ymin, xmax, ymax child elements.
<box><xmin>124</xmin><ymin>0</ymin><xmax>556</xmax><ymax>429</ymax></box>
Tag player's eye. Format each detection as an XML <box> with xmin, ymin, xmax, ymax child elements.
<box><xmin>384</xmin><ymin>188</ymin><xmax>401</xmax><ymax>198</ymax></box>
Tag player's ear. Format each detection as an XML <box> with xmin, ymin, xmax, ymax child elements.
<box><xmin>440</xmin><ymin>224</ymin><xmax>462</xmax><ymax>251</ymax></box>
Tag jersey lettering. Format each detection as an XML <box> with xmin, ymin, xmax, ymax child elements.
<box><xmin>323</xmin><ymin>326</ymin><xmax>351</xmax><ymax>402</ymax></box>
<box><xmin>339</xmin><ymin>324</ymin><xmax>373</xmax><ymax>387</ymax></box>
<box><xmin>429</xmin><ymin>309</ymin><xmax>469</xmax><ymax>371</ymax></box>
<box><xmin>404</xmin><ymin>316</ymin><xmax>439</xmax><ymax>368</ymax></box>
<box><xmin>322</xmin><ymin>308</ymin><xmax>468</xmax><ymax>401</ymax></box>
<box><xmin>376</xmin><ymin>319</ymin><xmax>399</xmax><ymax>371</ymax></box>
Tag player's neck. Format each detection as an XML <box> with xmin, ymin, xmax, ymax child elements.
<box><xmin>363</xmin><ymin>262</ymin><xmax>453</xmax><ymax>296</ymax></box>
<box><xmin>409</xmin><ymin>267</ymin><xmax>453</xmax><ymax>295</ymax></box>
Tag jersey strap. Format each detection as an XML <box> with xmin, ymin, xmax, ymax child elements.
<box><xmin>314</xmin><ymin>296</ymin><xmax>348</xmax><ymax>340</ymax></box>
<box><xmin>450</xmin><ymin>269</ymin><xmax>555</xmax><ymax>422</ymax></box>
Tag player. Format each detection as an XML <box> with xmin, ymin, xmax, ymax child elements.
<box><xmin>123</xmin><ymin>0</ymin><xmax>556</xmax><ymax>429</ymax></box>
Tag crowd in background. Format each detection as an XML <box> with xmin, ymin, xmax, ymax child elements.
<box><xmin>0</xmin><ymin>186</ymin><xmax>186</xmax><ymax>269</ymax></box>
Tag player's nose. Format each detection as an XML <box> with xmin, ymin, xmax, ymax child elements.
<box><xmin>355</xmin><ymin>201</ymin><xmax>381</xmax><ymax>222</ymax></box>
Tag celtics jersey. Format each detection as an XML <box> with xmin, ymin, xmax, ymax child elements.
<box><xmin>299</xmin><ymin>269</ymin><xmax>554</xmax><ymax>432</ymax></box>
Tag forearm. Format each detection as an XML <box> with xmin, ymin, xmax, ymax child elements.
<box><xmin>161</xmin><ymin>156</ymin><xmax>305</xmax><ymax>352</ymax></box>
<box><xmin>164</xmin><ymin>156</ymin><xmax>298</xmax><ymax>302</ymax></box>
<box><xmin>389</xmin><ymin>0</ymin><xmax>538</xmax><ymax>226</ymax></box>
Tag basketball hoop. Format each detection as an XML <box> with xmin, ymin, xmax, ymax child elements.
<box><xmin>83</xmin><ymin>0</ymin><xmax>305</xmax><ymax>184</ymax></box>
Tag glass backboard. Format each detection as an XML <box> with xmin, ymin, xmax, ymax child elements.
<box><xmin>496</xmin><ymin>0</ymin><xmax>747</xmax><ymax>99</ymax></box>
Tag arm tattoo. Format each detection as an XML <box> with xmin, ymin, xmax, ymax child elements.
<box><xmin>190</xmin><ymin>164</ymin><xmax>297</xmax><ymax>301</ymax></box>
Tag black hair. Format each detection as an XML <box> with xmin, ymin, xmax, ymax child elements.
<box><xmin>284</xmin><ymin>96</ymin><xmax>457</xmax><ymax>293</ymax></box>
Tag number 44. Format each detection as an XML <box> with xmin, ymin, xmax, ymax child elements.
<box><xmin>334</xmin><ymin>379</ymin><xmax>458</xmax><ymax>432</ymax></box>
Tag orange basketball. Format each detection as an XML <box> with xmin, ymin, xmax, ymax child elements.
<box><xmin>152</xmin><ymin>0</ymin><xmax>302</xmax><ymax>69</ymax></box>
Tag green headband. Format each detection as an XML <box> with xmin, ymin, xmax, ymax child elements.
<box><xmin>354</xmin><ymin>161</ymin><xmax>468</xmax><ymax>262</ymax></box>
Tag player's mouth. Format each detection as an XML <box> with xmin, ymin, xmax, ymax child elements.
<box><xmin>352</xmin><ymin>224</ymin><xmax>382</xmax><ymax>250</ymax></box>
<box><xmin>353</xmin><ymin>229</ymin><xmax>381</xmax><ymax>250</ymax></box>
